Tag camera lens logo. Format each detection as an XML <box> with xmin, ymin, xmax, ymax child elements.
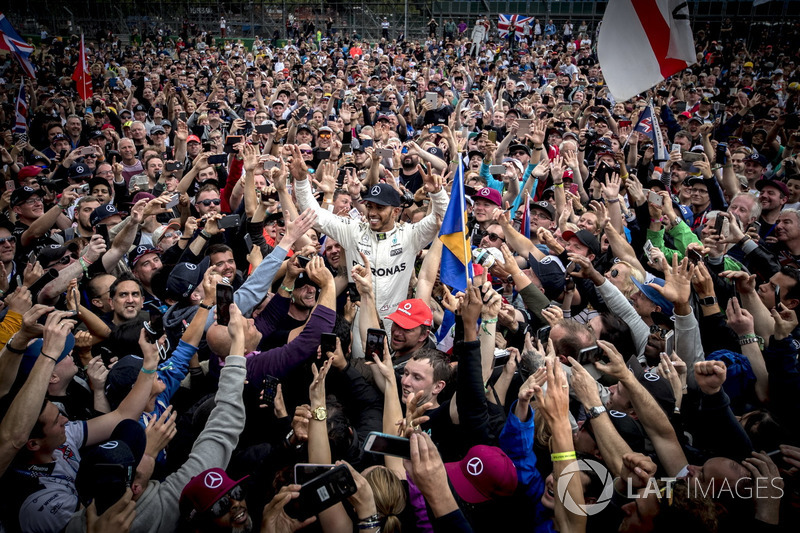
<box><xmin>556</xmin><ymin>458</ymin><xmax>613</xmax><ymax>516</ymax></box>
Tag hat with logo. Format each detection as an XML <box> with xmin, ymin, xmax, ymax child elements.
<box><xmin>678</xmin><ymin>111</ymin><xmax>693</xmax><ymax>119</ymax></box>
<box><xmin>68</xmin><ymin>162</ymin><xmax>93</xmax><ymax>180</ymax></box>
<box><xmin>133</xmin><ymin>104</ymin><xmax>147</xmax><ymax>113</ymax></box>
<box><xmin>527</xmin><ymin>254</ymin><xmax>567</xmax><ymax>300</ymax></box>
<box><xmin>386</xmin><ymin>299</ymin><xmax>433</xmax><ymax>329</ymax></box>
<box><xmin>187</xmin><ymin>134</ymin><xmax>202</xmax><ymax>144</ymax></box>
<box><xmin>361</xmin><ymin>183</ymin><xmax>401</xmax><ymax>207</ymax></box>
<box><xmin>508</xmin><ymin>144</ymin><xmax>530</xmax><ymax>156</ymax></box>
<box><xmin>747</xmin><ymin>153</ymin><xmax>769</xmax><ymax>167</ymax></box>
<box><xmin>166</xmin><ymin>258</ymin><xmax>210</xmax><ymax>299</ymax></box>
<box><xmin>10</xmin><ymin>186</ymin><xmax>45</xmax><ymax>207</ymax></box>
<box><xmin>531</xmin><ymin>200</ymin><xmax>555</xmax><ymax>220</ymax></box>
<box><xmin>755</xmin><ymin>177</ymin><xmax>789</xmax><ymax>196</ymax></box>
<box><xmin>89</xmin><ymin>129</ymin><xmax>105</xmax><ymax>139</ymax></box>
<box><xmin>445</xmin><ymin>445</ymin><xmax>518</xmax><ymax>504</ymax></box>
<box><xmin>75</xmin><ymin>420</ymin><xmax>146</xmax><ymax>511</ymax></box>
<box><xmin>426</xmin><ymin>146</ymin><xmax>445</xmax><ymax>160</ymax></box>
<box><xmin>17</xmin><ymin>166</ymin><xmax>44</xmax><ymax>180</ymax></box>
<box><xmin>52</xmin><ymin>133</ymin><xmax>68</xmax><ymax>143</ymax></box>
<box><xmin>627</xmin><ymin>356</ymin><xmax>675</xmax><ymax>415</ymax></box>
<box><xmin>562</xmin><ymin>229</ymin><xmax>601</xmax><ymax>256</ymax></box>
<box><xmin>296</xmin><ymin>123</ymin><xmax>312</xmax><ymax>134</ymax></box>
<box><xmin>150</xmin><ymin>125</ymin><xmax>166</xmax><ymax>135</ymax></box>
<box><xmin>471</xmin><ymin>187</ymin><xmax>502</xmax><ymax>207</ymax></box>
<box><xmin>630</xmin><ymin>276</ymin><xmax>674</xmax><ymax>317</ymax></box>
<box><xmin>153</xmin><ymin>221</ymin><xmax>182</xmax><ymax>244</ymax></box>
<box><xmin>36</xmin><ymin>243</ymin><xmax>78</xmax><ymax>268</ymax></box>
<box><xmin>90</xmin><ymin>203</ymin><xmax>125</xmax><ymax>226</ymax></box>
<box><xmin>128</xmin><ymin>244</ymin><xmax>162</xmax><ymax>268</ymax></box>
<box><xmin>180</xmin><ymin>468</ymin><xmax>249</xmax><ymax>521</ymax></box>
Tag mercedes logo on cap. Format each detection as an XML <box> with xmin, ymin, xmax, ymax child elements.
<box><xmin>466</xmin><ymin>457</ymin><xmax>484</xmax><ymax>476</ymax></box>
<box><xmin>185</xmin><ymin>263</ymin><xmax>197</xmax><ymax>270</ymax></box>
<box><xmin>204</xmin><ymin>471</ymin><xmax>224</xmax><ymax>489</ymax></box>
<box><xmin>480</xmin><ymin>188</ymin><xmax>490</xmax><ymax>196</ymax></box>
<box><xmin>99</xmin><ymin>441</ymin><xmax>119</xmax><ymax>449</ymax></box>
<box><xmin>370</xmin><ymin>185</ymin><xmax>381</xmax><ymax>196</ymax></box>
<box><xmin>643</xmin><ymin>372</ymin><xmax>660</xmax><ymax>382</ymax></box>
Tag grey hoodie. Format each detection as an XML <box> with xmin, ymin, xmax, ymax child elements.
<box><xmin>65</xmin><ymin>356</ymin><xmax>247</xmax><ymax>533</ymax></box>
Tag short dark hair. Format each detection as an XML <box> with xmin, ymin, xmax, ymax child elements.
<box><xmin>110</xmin><ymin>273</ymin><xmax>144</xmax><ymax>299</ymax></box>
<box><xmin>411</xmin><ymin>348</ymin><xmax>453</xmax><ymax>384</ymax></box>
<box><xmin>206</xmin><ymin>243</ymin><xmax>233</xmax><ymax>257</ymax></box>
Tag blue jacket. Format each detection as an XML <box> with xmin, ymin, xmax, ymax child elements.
<box><xmin>499</xmin><ymin>401</ymin><xmax>546</xmax><ymax>507</ymax></box>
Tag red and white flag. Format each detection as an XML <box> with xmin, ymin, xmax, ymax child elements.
<box><xmin>71</xmin><ymin>34</ymin><xmax>92</xmax><ymax>101</ymax></box>
<box><xmin>597</xmin><ymin>0</ymin><xmax>696</xmax><ymax>102</ymax></box>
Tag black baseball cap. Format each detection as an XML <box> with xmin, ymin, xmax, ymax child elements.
<box><xmin>10</xmin><ymin>186</ymin><xmax>45</xmax><ymax>207</ymax></box>
<box><xmin>361</xmin><ymin>183</ymin><xmax>401</xmax><ymax>207</ymax></box>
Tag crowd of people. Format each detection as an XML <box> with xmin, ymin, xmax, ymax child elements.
<box><xmin>0</xmin><ymin>12</ymin><xmax>799</xmax><ymax>533</ymax></box>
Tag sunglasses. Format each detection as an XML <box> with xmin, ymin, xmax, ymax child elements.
<box><xmin>487</xmin><ymin>232</ymin><xmax>505</xmax><ymax>242</ymax></box>
<box><xmin>649</xmin><ymin>324</ymin><xmax>670</xmax><ymax>338</ymax></box>
<box><xmin>198</xmin><ymin>198</ymin><xmax>221</xmax><ymax>206</ymax></box>
<box><xmin>163</xmin><ymin>231</ymin><xmax>182</xmax><ymax>239</ymax></box>
<box><xmin>0</xmin><ymin>237</ymin><xmax>15</xmax><ymax>245</ymax></box>
<box><xmin>300</xmin><ymin>149</ymin><xmax>313</xmax><ymax>154</ymax></box>
<box><xmin>50</xmin><ymin>253</ymin><xmax>79</xmax><ymax>267</ymax></box>
<box><xmin>245</xmin><ymin>107</ymin><xmax>256</xmax><ymax>112</ymax></box>
<box><xmin>318</xmin><ymin>133</ymin><xmax>332</xmax><ymax>139</ymax></box>
<box><xmin>208</xmin><ymin>485</ymin><xmax>246</xmax><ymax>518</ymax></box>
<box><xmin>512</xmin><ymin>151</ymin><xmax>527</xmax><ymax>156</ymax></box>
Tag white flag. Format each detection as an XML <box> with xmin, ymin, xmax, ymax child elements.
<box><xmin>598</xmin><ymin>0</ymin><xmax>697</xmax><ymax>102</ymax></box>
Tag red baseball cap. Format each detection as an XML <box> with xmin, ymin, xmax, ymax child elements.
<box><xmin>17</xmin><ymin>166</ymin><xmax>44</xmax><ymax>179</ymax></box>
<box><xmin>180</xmin><ymin>468</ymin><xmax>248</xmax><ymax>520</ymax></box>
<box><xmin>386</xmin><ymin>299</ymin><xmax>433</xmax><ymax>329</ymax></box>
<box><xmin>471</xmin><ymin>187</ymin><xmax>502</xmax><ymax>207</ymax></box>
<box><xmin>679</xmin><ymin>111</ymin><xmax>692</xmax><ymax>119</ymax></box>
<box><xmin>187</xmin><ymin>135</ymin><xmax>202</xmax><ymax>144</ymax></box>
<box><xmin>445</xmin><ymin>445</ymin><xmax>518</xmax><ymax>504</ymax></box>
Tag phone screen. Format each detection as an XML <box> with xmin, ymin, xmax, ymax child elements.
<box><xmin>321</xmin><ymin>333</ymin><xmax>338</xmax><ymax>358</ymax></box>
<box><xmin>365</xmin><ymin>328</ymin><xmax>387</xmax><ymax>361</ymax></box>
<box><xmin>536</xmin><ymin>326</ymin><xmax>551</xmax><ymax>345</ymax></box>
<box><xmin>294</xmin><ymin>464</ymin><xmax>335</xmax><ymax>485</ymax></box>
<box><xmin>216</xmin><ymin>284</ymin><xmax>234</xmax><ymax>326</ymax></box>
<box><xmin>364</xmin><ymin>432</ymin><xmax>411</xmax><ymax>459</ymax></box>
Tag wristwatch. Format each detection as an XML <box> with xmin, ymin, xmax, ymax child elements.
<box><xmin>586</xmin><ymin>406</ymin><xmax>607</xmax><ymax>419</ymax></box>
<box><xmin>698</xmin><ymin>296</ymin><xmax>718</xmax><ymax>306</ymax></box>
<box><xmin>311</xmin><ymin>406</ymin><xmax>328</xmax><ymax>421</ymax></box>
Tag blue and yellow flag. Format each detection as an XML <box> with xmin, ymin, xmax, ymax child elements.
<box><xmin>438</xmin><ymin>165</ymin><xmax>473</xmax><ymax>292</ymax></box>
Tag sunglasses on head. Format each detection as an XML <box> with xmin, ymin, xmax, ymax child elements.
<box><xmin>207</xmin><ymin>485</ymin><xmax>246</xmax><ymax>518</ymax></box>
<box><xmin>198</xmin><ymin>198</ymin><xmax>221</xmax><ymax>206</ymax></box>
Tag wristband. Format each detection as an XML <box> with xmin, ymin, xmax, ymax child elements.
<box><xmin>140</xmin><ymin>367</ymin><xmax>157</xmax><ymax>374</ymax></box>
<box><xmin>533</xmin><ymin>145</ymin><xmax>544</xmax><ymax>151</ymax></box>
<box><xmin>737</xmin><ymin>234</ymin><xmax>751</xmax><ymax>247</ymax></box>
<box><xmin>5</xmin><ymin>337</ymin><xmax>27</xmax><ymax>354</ymax></box>
<box><xmin>200</xmin><ymin>230</ymin><xmax>212</xmax><ymax>239</ymax></box>
<box><xmin>280</xmin><ymin>284</ymin><xmax>294</xmax><ymax>293</ymax></box>
<box><xmin>606</xmin><ymin>198</ymin><xmax>620</xmax><ymax>204</ymax></box>
<box><xmin>551</xmin><ymin>451</ymin><xmax>577</xmax><ymax>462</ymax></box>
<box><xmin>79</xmin><ymin>257</ymin><xmax>90</xmax><ymax>274</ymax></box>
<box><xmin>40</xmin><ymin>352</ymin><xmax>58</xmax><ymax>363</ymax></box>
<box><xmin>619</xmin><ymin>173</ymin><xmax>629</xmax><ymax>180</ymax></box>
<box><xmin>199</xmin><ymin>302</ymin><xmax>213</xmax><ymax>310</ymax></box>
<box><xmin>554</xmin><ymin>183</ymin><xmax>564</xmax><ymax>188</ymax></box>
<box><xmin>358</xmin><ymin>514</ymin><xmax>380</xmax><ymax>524</ymax></box>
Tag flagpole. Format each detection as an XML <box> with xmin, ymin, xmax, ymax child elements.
<box><xmin>459</xmin><ymin>168</ymin><xmax>471</xmax><ymax>290</ymax></box>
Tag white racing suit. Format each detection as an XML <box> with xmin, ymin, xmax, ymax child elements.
<box><xmin>295</xmin><ymin>178</ymin><xmax>450</xmax><ymax>319</ymax></box>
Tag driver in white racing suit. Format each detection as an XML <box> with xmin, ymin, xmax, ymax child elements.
<box><xmin>290</xmin><ymin>146</ymin><xmax>449</xmax><ymax>321</ymax></box>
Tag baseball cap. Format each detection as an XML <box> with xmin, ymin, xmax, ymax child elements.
<box><xmin>502</xmin><ymin>157</ymin><xmax>524</xmax><ymax>174</ymax></box>
<box><xmin>128</xmin><ymin>244</ymin><xmax>162</xmax><ymax>268</ymax></box>
<box><xmin>530</xmin><ymin>201</ymin><xmax>555</xmax><ymax>220</ymax></box>
<box><xmin>583</xmin><ymin>408</ymin><xmax>647</xmax><ymax>453</ymax></box>
<box><xmin>296</xmin><ymin>123</ymin><xmax>312</xmax><ymax>134</ymax></box>
<box><xmin>180</xmin><ymin>468</ymin><xmax>249</xmax><ymax>521</ymax></box>
<box><xmin>18</xmin><ymin>335</ymin><xmax>76</xmax><ymax>376</ymax></box>
<box><xmin>361</xmin><ymin>183</ymin><xmax>401</xmax><ymax>207</ymax></box>
<box><xmin>37</xmin><ymin>243</ymin><xmax>78</xmax><ymax>267</ymax></box>
<box><xmin>426</xmin><ymin>146</ymin><xmax>445</xmax><ymax>160</ymax></box>
<box><xmin>133</xmin><ymin>104</ymin><xmax>147</xmax><ymax>113</ymax></box>
<box><xmin>17</xmin><ymin>166</ymin><xmax>44</xmax><ymax>180</ymax></box>
<box><xmin>150</xmin><ymin>126</ymin><xmax>166</xmax><ymax>135</ymax></box>
<box><xmin>471</xmin><ymin>187</ymin><xmax>502</xmax><ymax>207</ymax></box>
<box><xmin>153</xmin><ymin>221</ymin><xmax>182</xmax><ymax>244</ymax></box>
<box><xmin>105</xmin><ymin>355</ymin><xmax>148</xmax><ymax>409</ymax></box>
<box><xmin>187</xmin><ymin>135</ymin><xmax>202</xmax><ymax>144</ymax></box>
<box><xmin>68</xmin><ymin>162</ymin><xmax>93</xmax><ymax>180</ymax></box>
<box><xmin>166</xmin><ymin>258</ymin><xmax>210</xmax><ymax>299</ymax></box>
<box><xmin>678</xmin><ymin>111</ymin><xmax>693</xmax><ymax>119</ymax></box>
<box><xmin>90</xmin><ymin>203</ymin><xmax>125</xmax><ymax>226</ymax></box>
<box><xmin>747</xmin><ymin>153</ymin><xmax>768</xmax><ymax>167</ymax></box>
<box><xmin>630</xmin><ymin>277</ymin><xmax>674</xmax><ymax>317</ymax></box>
<box><xmin>627</xmin><ymin>356</ymin><xmax>675</xmax><ymax>415</ymax></box>
<box><xmin>755</xmin><ymin>178</ymin><xmax>789</xmax><ymax>196</ymax></box>
<box><xmin>10</xmin><ymin>186</ymin><xmax>45</xmax><ymax>207</ymax></box>
<box><xmin>89</xmin><ymin>129</ymin><xmax>105</xmax><ymax>139</ymax></box>
<box><xmin>386</xmin><ymin>299</ymin><xmax>433</xmax><ymax>329</ymax></box>
<box><xmin>445</xmin><ymin>445</ymin><xmax>518</xmax><ymax>504</ymax></box>
<box><xmin>562</xmin><ymin>229</ymin><xmax>601</xmax><ymax>256</ymax></box>
<box><xmin>744</xmin><ymin>61</ymin><xmax>754</xmax><ymax>68</ymax></box>
<box><xmin>527</xmin><ymin>254</ymin><xmax>567</xmax><ymax>300</ymax></box>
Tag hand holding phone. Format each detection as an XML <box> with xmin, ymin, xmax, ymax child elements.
<box><xmin>216</xmin><ymin>284</ymin><xmax>234</xmax><ymax>326</ymax></box>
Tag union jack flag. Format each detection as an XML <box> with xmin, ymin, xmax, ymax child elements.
<box><xmin>0</xmin><ymin>13</ymin><xmax>36</xmax><ymax>78</ymax></box>
<box><xmin>13</xmin><ymin>81</ymin><xmax>27</xmax><ymax>134</ymax></box>
<box><xmin>634</xmin><ymin>101</ymin><xmax>669</xmax><ymax>161</ymax></box>
<box><xmin>498</xmin><ymin>14</ymin><xmax>531</xmax><ymax>41</ymax></box>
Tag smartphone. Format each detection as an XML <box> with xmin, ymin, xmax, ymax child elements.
<box><xmin>517</xmin><ymin>118</ymin><xmax>531</xmax><ymax>135</ymax></box>
<box><xmin>578</xmin><ymin>345</ymin><xmax>602</xmax><ymax>365</ymax></box>
<box><xmin>96</xmin><ymin>224</ymin><xmax>111</xmax><ymax>248</ymax></box>
<box><xmin>594</xmin><ymin>162</ymin><xmax>613</xmax><ymax>184</ymax></box>
<box><xmin>347</xmin><ymin>283</ymin><xmax>360</xmax><ymax>303</ymax></box>
<box><xmin>86</xmin><ymin>463</ymin><xmax>131</xmax><ymax>516</ymax></box>
<box><xmin>341</xmin><ymin>143</ymin><xmax>352</xmax><ymax>154</ymax></box>
<box><xmin>5</xmin><ymin>180</ymin><xmax>15</xmax><ymax>192</ymax></box>
<box><xmin>774</xmin><ymin>285</ymin><xmax>781</xmax><ymax>310</ymax></box>
<box><xmin>365</xmin><ymin>328</ymin><xmax>387</xmax><ymax>361</ymax></box>
<box><xmin>285</xmin><ymin>464</ymin><xmax>357</xmax><ymax>521</ymax></box>
<box><xmin>714</xmin><ymin>215</ymin><xmax>725</xmax><ymax>236</ymax></box>
<box><xmin>363</xmin><ymin>432</ymin><xmax>411</xmax><ymax>459</ymax></box>
<box><xmin>216</xmin><ymin>284</ymin><xmax>234</xmax><ymax>326</ymax></box>
<box><xmin>81</xmin><ymin>146</ymin><xmax>97</xmax><ymax>157</ymax></box>
<box><xmin>671</xmin><ymin>143</ymin><xmax>681</xmax><ymax>153</ymax></box>
<box><xmin>716</xmin><ymin>142</ymin><xmax>728</xmax><ymax>165</ymax></box>
<box><xmin>644</xmin><ymin>240</ymin><xmax>655</xmax><ymax>263</ymax></box>
<box><xmin>321</xmin><ymin>332</ymin><xmax>338</xmax><ymax>358</ymax></box>
<box><xmin>263</xmin><ymin>160</ymin><xmax>279</xmax><ymax>170</ymax></box>
<box><xmin>317</xmin><ymin>150</ymin><xmax>331</xmax><ymax>160</ymax></box>
<box><xmin>295</xmin><ymin>106</ymin><xmax>308</xmax><ymax>119</ymax></box>
<box><xmin>294</xmin><ymin>463</ymin><xmax>335</xmax><ymax>485</ymax></box>
<box><xmin>565</xmin><ymin>261</ymin><xmax>579</xmax><ymax>276</ymax></box>
<box><xmin>360</xmin><ymin>138</ymin><xmax>374</xmax><ymax>149</ymax></box>
<box><xmin>687</xmin><ymin>248</ymin><xmax>703</xmax><ymax>266</ymax></box>
<box><xmin>28</xmin><ymin>268</ymin><xmax>59</xmax><ymax>296</ymax></box>
<box><xmin>560</xmin><ymin>104</ymin><xmax>573</xmax><ymax>114</ymax></box>
<box><xmin>569</xmin><ymin>183</ymin><xmax>579</xmax><ymax>196</ymax></box>
<box><xmin>255</xmin><ymin>123</ymin><xmax>275</xmax><ymax>134</ymax></box>
<box><xmin>542</xmin><ymin>94</ymin><xmax>550</xmax><ymax>105</ymax></box>
<box><xmin>425</xmin><ymin>92</ymin><xmax>438</xmax><ymax>107</ymax></box>
<box><xmin>648</xmin><ymin>190</ymin><xmax>663</xmax><ymax>207</ymax></box>
<box><xmin>243</xmin><ymin>234</ymin><xmax>254</xmax><ymax>253</ymax></box>
<box><xmin>664</xmin><ymin>330</ymin><xmax>675</xmax><ymax>355</ymax></box>
<box><xmin>429</xmin><ymin>125</ymin><xmax>443</xmax><ymax>133</ymax></box>
<box><xmin>165</xmin><ymin>161</ymin><xmax>183</xmax><ymax>172</ymax></box>
<box><xmin>224</xmin><ymin>135</ymin><xmax>243</xmax><ymax>153</ymax></box>
<box><xmin>747</xmin><ymin>221</ymin><xmax>761</xmax><ymax>235</ymax></box>
<box><xmin>296</xmin><ymin>255</ymin><xmax>311</xmax><ymax>268</ymax></box>
<box><xmin>487</xmin><ymin>130</ymin><xmax>497</xmax><ymax>143</ymax></box>
<box><xmin>682</xmin><ymin>151</ymin><xmax>704</xmax><ymax>163</ymax></box>
<box><xmin>143</xmin><ymin>311</ymin><xmax>165</xmax><ymax>344</ymax></box>
<box><xmin>489</xmin><ymin>164</ymin><xmax>505</xmax><ymax>175</ymax></box>
<box><xmin>179</xmin><ymin>111</ymin><xmax>187</xmax><ymax>122</ymax></box>
<box><xmin>165</xmin><ymin>193</ymin><xmax>180</xmax><ymax>210</ymax></box>
<box><xmin>207</xmin><ymin>154</ymin><xmax>228</xmax><ymax>165</ymax></box>
<box><xmin>536</xmin><ymin>325</ymin><xmax>551</xmax><ymax>345</ymax></box>
<box><xmin>261</xmin><ymin>375</ymin><xmax>279</xmax><ymax>407</ymax></box>
<box><xmin>217</xmin><ymin>214</ymin><xmax>241</xmax><ymax>230</ymax></box>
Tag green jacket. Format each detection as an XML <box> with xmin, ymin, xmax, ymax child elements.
<box><xmin>647</xmin><ymin>221</ymin><xmax>743</xmax><ymax>271</ymax></box>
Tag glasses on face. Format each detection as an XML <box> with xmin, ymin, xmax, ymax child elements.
<box><xmin>50</xmin><ymin>253</ymin><xmax>79</xmax><ymax>267</ymax></box>
<box><xmin>487</xmin><ymin>232</ymin><xmax>505</xmax><ymax>243</ymax></box>
<box><xmin>319</xmin><ymin>133</ymin><xmax>331</xmax><ymax>139</ymax></box>
<box><xmin>23</xmin><ymin>197</ymin><xmax>44</xmax><ymax>206</ymax></box>
<box><xmin>84</xmin><ymin>153</ymin><xmax>98</xmax><ymax>158</ymax></box>
<box><xmin>198</xmin><ymin>198</ymin><xmax>221</xmax><ymax>206</ymax></box>
<box><xmin>208</xmin><ymin>110</ymin><xmax>220</xmax><ymax>115</ymax></box>
<box><xmin>690</xmin><ymin>188</ymin><xmax>709</xmax><ymax>195</ymax></box>
<box><xmin>164</xmin><ymin>231</ymin><xmax>182</xmax><ymax>239</ymax></box>
<box><xmin>300</xmin><ymin>149</ymin><xmax>313</xmax><ymax>155</ymax></box>
<box><xmin>0</xmin><ymin>236</ymin><xmax>15</xmax><ymax>245</ymax></box>
<box><xmin>208</xmin><ymin>485</ymin><xmax>246</xmax><ymax>518</ymax></box>
<box><xmin>649</xmin><ymin>324</ymin><xmax>670</xmax><ymax>338</ymax></box>
<box><xmin>512</xmin><ymin>151</ymin><xmax>527</xmax><ymax>156</ymax></box>
<box><xmin>530</xmin><ymin>212</ymin><xmax>551</xmax><ymax>220</ymax></box>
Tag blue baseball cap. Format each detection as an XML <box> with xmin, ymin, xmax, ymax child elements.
<box><xmin>630</xmin><ymin>277</ymin><xmax>674</xmax><ymax>316</ymax></box>
<box><xmin>19</xmin><ymin>335</ymin><xmax>76</xmax><ymax>375</ymax></box>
